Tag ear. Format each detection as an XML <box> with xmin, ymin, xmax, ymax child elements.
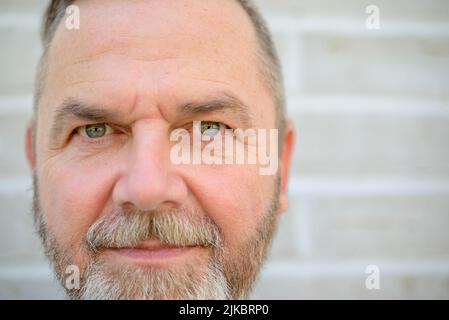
<box><xmin>25</xmin><ymin>120</ymin><xmax>36</xmax><ymax>172</ymax></box>
<box><xmin>277</xmin><ymin>120</ymin><xmax>295</xmax><ymax>215</ymax></box>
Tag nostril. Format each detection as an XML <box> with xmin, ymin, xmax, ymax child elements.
<box><xmin>112</xmin><ymin>145</ymin><xmax>188</xmax><ymax>210</ymax></box>
<box><xmin>126</xmin><ymin>178</ymin><xmax>168</xmax><ymax>211</ymax></box>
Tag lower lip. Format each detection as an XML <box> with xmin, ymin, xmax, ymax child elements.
<box><xmin>111</xmin><ymin>246</ymin><xmax>197</xmax><ymax>260</ymax></box>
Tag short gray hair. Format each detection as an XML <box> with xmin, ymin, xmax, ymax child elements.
<box><xmin>35</xmin><ymin>0</ymin><xmax>286</xmax><ymax>136</ymax></box>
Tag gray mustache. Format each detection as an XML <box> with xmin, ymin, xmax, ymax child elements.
<box><xmin>85</xmin><ymin>207</ymin><xmax>223</xmax><ymax>253</ymax></box>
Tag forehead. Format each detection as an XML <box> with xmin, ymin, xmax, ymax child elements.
<box><xmin>39</xmin><ymin>0</ymin><xmax>271</xmax><ymax>121</ymax></box>
<box><xmin>55</xmin><ymin>0</ymin><xmax>256</xmax><ymax>63</ymax></box>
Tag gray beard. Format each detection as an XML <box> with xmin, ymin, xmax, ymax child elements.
<box><xmin>32</xmin><ymin>175</ymin><xmax>280</xmax><ymax>300</ymax></box>
<box><xmin>77</xmin><ymin>255</ymin><xmax>230</xmax><ymax>300</ymax></box>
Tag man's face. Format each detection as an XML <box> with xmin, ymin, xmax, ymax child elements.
<box><xmin>27</xmin><ymin>0</ymin><xmax>292</xmax><ymax>299</ymax></box>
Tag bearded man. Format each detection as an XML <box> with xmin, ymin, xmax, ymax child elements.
<box><xmin>25</xmin><ymin>0</ymin><xmax>294</xmax><ymax>299</ymax></box>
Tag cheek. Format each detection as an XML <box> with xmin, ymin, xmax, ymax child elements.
<box><xmin>185</xmin><ymin>164</ymin><xmax>275</xmax><ymax>250</ymax></box>
<box><xmin>38</xmin><ymin>154</ymin><xmax>118</xmax><ymax>251</ymax></box>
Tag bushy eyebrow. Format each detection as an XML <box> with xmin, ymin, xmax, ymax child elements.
<box><xmin>49</xmin><ymin>92</ymin><xmax>254</xmax><ymax>142</ymax></box>
<box><xmin>50</xmin><ymin>97</ymin><xmax>125</xmax><ymax>142</ymax></box>
<box><xmin>178</xmin><ymin>92</ymin><xmax>254</xmax><ymax>127</ymax></box>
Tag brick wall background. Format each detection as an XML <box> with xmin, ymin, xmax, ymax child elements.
<box><xmin>1</xmin><ymin>0</ymin><xmax>448</xmax><ymax>299</ymax></box>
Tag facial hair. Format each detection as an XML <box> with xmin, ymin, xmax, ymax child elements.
<box><xmin>32</xmin><ymin>175</ymin><xmax>280</xmax><ymax>299</ymax></box>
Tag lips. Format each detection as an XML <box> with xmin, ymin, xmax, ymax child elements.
<box><xmin>130</xmin><ymin>239</ymin><xmax>190</xmax><ymax>250</ymax></box>
<box><xmin>110</xmin><ymin>238</ymin><xmax>199</xmax><ymax>261</ymax></box>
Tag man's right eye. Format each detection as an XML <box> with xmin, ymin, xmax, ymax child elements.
<box><xmin>76</xmin><ymin>123</ymin><xmax>112</xmax><ymax>139</ymax></box>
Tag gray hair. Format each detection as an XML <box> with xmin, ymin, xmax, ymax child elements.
<box><xmin>34</xmin><ymin>0</ymin><xmax>286</xmax><ymax>136</ymax></box>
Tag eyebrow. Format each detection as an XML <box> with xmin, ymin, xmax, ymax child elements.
<box><xmin>178</xmin><ymin>92</ymin><xmax>254</xmax><ymax>127</ymax></box>
<box><xmin>50</xmin><ymin>92</ymin><xmax>254</xmax><ymax>142</ymax></box>
<box><xmin>50</xmin><ymin>97</ymin><xmax>124</xmax><ymax>142</ymax></box>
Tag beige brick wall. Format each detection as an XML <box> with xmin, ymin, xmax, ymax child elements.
<box><xmin>1</xmin><ymin>0</ymin><xmax>448</xmax><ymax>299</ymax></box>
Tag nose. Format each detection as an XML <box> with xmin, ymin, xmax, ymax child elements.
<box><xmin>112</xmin><ymin>121</ymin><xmax>188</xmax><ymax>211</ymax></box>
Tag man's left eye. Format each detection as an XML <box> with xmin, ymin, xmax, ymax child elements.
<box><xmin>200</xmin><ymin>121</ymin><xmax>227</xmax><ymax>137</ymax></box>
<box><xmin>78</xmin><ymin>123</ymin><xmax>112</xmax><ymax>139</ymax></box>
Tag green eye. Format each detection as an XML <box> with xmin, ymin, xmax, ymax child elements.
<box><xmin>200</xmin><ymin>121</ymin><xmax>223</xmax><ymax>136</ymax></box>
<box><xmin>84</xmin><ymin>124</ymin><xmax>107</xmax><ymax>138</ymax></box>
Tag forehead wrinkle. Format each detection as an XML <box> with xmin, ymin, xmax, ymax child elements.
<box><xmin>63</xmin><ymin>30</ymin><xmax>211</xmax><ymax>69</ymax></box>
